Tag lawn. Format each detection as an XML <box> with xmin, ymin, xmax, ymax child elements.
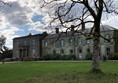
<box><xmin>0</xmin><ymin>61</ymin><xmax>118</xmax><ymax>83</ymax></box>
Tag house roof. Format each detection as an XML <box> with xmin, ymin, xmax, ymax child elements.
<box><xmin>100</xmin><ymin>25</ymin><xmax>117</xmax><ymax>31</ymax></box>
<box><xmin>13</xmin><ymin>33</ymin><xmax>44</xmax><ymax>40</ymax></box>
<box><xmin>44</xmin><ymin>25</ymin><xmax>118</xmax><ymax>39</ymax></box>
<box><xmin>13</xmin><ymin>25</ymin><xmax>118</xmax><ymax>40</ymax></box>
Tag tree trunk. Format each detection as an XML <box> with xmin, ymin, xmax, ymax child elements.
<box><xmin>90</xmin><ymin>22</ymin><xmax>102</xmax><ymax>73</ymax></box>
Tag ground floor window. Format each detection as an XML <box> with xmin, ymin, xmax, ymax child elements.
<box><xmin>79</xmin><ymin>49</ymin><xmax>82</xmax><ymax>53</ymax></box>
<box><xmin>106</xmin><ymin>47</ymin><xmax>110</xmax><ymax>55</ymax></box>
<box><xmin>87</xmin><ymin>48</ymin><xmax>90</xmax><ymax>53</ymax></box>
<box><xmin>53</xmin><ymin>50</ymin><xmax>56</xmax><ymax>54</ymax></box>
<box><xmin>60</xmin><ymin>49</ymin><xmax>64</xmax><ymax>54</ymax></box>
<box><xmin>70</xmin><ymin>49</ymin><xmax>73</xmax><ymax>54</ymax></box>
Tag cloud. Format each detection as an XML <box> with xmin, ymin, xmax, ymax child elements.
<box><xmin>0</xmin><ymin>0</ymin><xmax>118</xmax><ymax>49</ymax></box>
<box><xmin>0</xmin><ymin>1</ymin><xmax>32</xmax><ymax>26</ymax></box>
<box><xmin>0</xmin><ymin>26</ymin><xmax>21</xmax><ymax>48</ymax></box>
<box><xmin>0</xmin><ymin>1</ymin><xmax>35</xmax><ymax>48</ymax></box>
<box><xmin>102</xmin><ymin>14</ymin><xmax>118</xmax><ymax>28</ymax></box>
<box><xmin>1</xmin><ymin>0</ymin><xmax>48</xmax><ymax>30</ymax></box>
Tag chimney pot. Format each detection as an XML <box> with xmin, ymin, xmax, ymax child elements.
<box><xmin>71</xmin><ymin>25</ymin><xmax>75</xmax><ymax>32</ymax></box>
<box><xmin>55</xmin><ymin>28</ymin><xmax>59</xmax><ymax>34</ymax></box>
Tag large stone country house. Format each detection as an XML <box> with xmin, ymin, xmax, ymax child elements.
<box><xmin>13</xmin><ymin>33</ymin><xmax>47</xmax><ymax>60</ymax></box>
<box><xmin>13</xmin><ymin>25</ymin><xmax>118</xmax><ymax>60</ymax></box>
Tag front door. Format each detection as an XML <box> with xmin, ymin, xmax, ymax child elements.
<box><xmin>78</xmin><ymin>48</ymin><xmax>83</xmax><ymax>59</ymax></box>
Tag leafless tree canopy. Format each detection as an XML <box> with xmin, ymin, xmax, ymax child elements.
<box><xmin>41</xmin><ymin>0</ymin><xmax>117</xmax><ymax>28</ymax></box>
<box><xmin>0</xmin><ymin>35</ymin><xmax>6</xmax><ymax>51</ymax></box>
<box><xmin>0</xmin><ymin>0</ymin><xmax>10</xmax><ymax>6</ymax></box>
<box><xmin>41</xmin><ymin>0</ymin><xmax>118</xmax><ymax>40</ymax></box>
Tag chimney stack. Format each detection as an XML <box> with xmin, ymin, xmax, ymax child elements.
<box><xmin>71</xmin><ymin>25</ymin><xmax>75</xmax><ymax>32</ymax></box>
<box><xmin>43</xmin><ymin>31</ymin><xmax>48</xmax><ymax>36</ymax></box>
<box><xmin>82</xmin><ymin>21</ymin><xmax>85</xmax><ymax>31</ymax></box>
<box><xmin>43</xmin><ymin>31</ymin><xmax>47</xmax><ymax>35</ymax></box>
<box><xmin>55</xmin><ymin>28</ymin><xmax>59</xmax><ymax>34</ymax></box>
<box><xmin>28</xmin><ymin>33</ymin><xmax>32</xmax><ymax>36</ymax></box>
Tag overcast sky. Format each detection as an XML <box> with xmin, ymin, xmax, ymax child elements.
<box><xmin>0</xmin><ymin>0</ymin><xmax>118</xmax><ymax>48</ymax></box>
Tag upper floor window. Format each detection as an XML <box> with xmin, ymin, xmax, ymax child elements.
<box><xmin>52</xmin><ymin>41</ymin><xmax>56</xmax><ymax>47</ymax></box>
<box><xmin>86</xmin><ymin>39</ymin><xmax>91</xmax><ymax>44</ymax></box>
<box><xmin>104</xmin><ymin>35</ymin><xmax>111</xmax><ymax>43</ymax></box>
<box><xmin>69</xmin><ymin>37</ymin><xmax>73</xmax><ymax>46</ymax></box>
<box><xmin>45</xmin><ymin>41</ymin><xmax>48</xmax><ymax>47</ymax></box>
<box><xmin>32</xmin><ymin>39</ymin><xmax>36</xmax><ymax>44</ymax></box>
<box><xmin>16</xmin><ymin>41</ymin><xmax>19</xmax><ymax>45</ymax></box>
<box><xmin>78</xmin><ymin>35</ymin><xmax>82</xmax><ymax>45</ymax></box>
<box><xmin>53</xmin><ymin>42</ymin><xmax>56</xmax><ymax>47</ymax></box>
<box><xmin>60</xmin><ymin>39</ymin><xmax>64</xmax><ymax>47</ymax></box>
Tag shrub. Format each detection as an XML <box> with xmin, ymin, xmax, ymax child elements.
<box><xmin>108</xmin><ymin>53</ymin><xmax>118</xmax><ymax>60</ymax></box>
<box><xmin>43</xmin><ymin>53</ymin><xmax>60</xmax><ymax>60</ymax></box>
<box><xmin>23</xmin><ymin>56</ymin><xmax>34</xmax><ymax>61</ymax></box>
<box><xmin>60</xmin><ymin>54</ymin><xmax>76</xmax><ymax>60</ymax></box>
<box><xmin>4</xmin><ymin>58</ymin><xmax>13</xmax><ymax>62</ymax></box>
<box><xmin>86</xmin><ymin>52</ymin><xmax>93</xmax><ymax>60</ymax></box>
<box><xmin>49</xmin><ymin>53</ymin><xmax>60</xmax><ymax>60</ymax></box>
<box><xmin>43</xmin><ymin>54</ymin><xmax>76</xmax><ymax>60</ymax></box>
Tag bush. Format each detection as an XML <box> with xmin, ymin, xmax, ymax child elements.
<box><xmin>4</xmin><ymin>58</ymin><xmax>13</xmax><ymax>62</ymax></box>
<box><xmin>60</xmin><ymin>54</ymin><xmax>76</xmax><ymax>60</ymax></box>
<box><xmin>86</xmin><ymin>52</ymin><xmax>93</xmax><ymax>60</ymax></box>
<box><xmin>50</xmin><ymin>54</ymin><xmax>60</xmax><ymax>60</ymax></box>
<box><xmin>108</xmin><ymin>53</ymin><xmax>118</xmax><ymax>60</ymax></box>
<box><xmin>23</xmin><ymin>56</ymin><xmax>34</xmax><ymax>61</ymax></box>
<box><xmin>44</xmin><ymin>53</ymin><xmax>60</xmax><ymax>60</ymax></box>
<box><xmin>43</xmin><ymin>54</ymin><xmax>76</xmax><ymax>60</ymax></box>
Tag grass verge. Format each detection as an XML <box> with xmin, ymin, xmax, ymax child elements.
<box><xmin>0</xmin><ymin>61</ymin><xmax>117</xmax><ymax>83</ymax></box>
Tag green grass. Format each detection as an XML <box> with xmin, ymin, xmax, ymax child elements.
<box><xmin>0</xmin><ymin>61</ymin><xmax>118</xmax><ymax>83</ymax></box>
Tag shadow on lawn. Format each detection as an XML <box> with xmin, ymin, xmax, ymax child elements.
<box><xmin>24</xmin><ymin>72</ymin><xmax>118</xmax><ymax>83</ymax></box>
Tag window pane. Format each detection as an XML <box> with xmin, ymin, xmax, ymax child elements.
<box><xmin>86</xmin><ymin>39</ymin><xmax>91</xmax><ymax>44</ymax></box>
<box><xmin>70</xmin><ymin>49</ymin><xmax>73</xmax><ymax>54</ymax></box>
<box><xmin>87</xmin><ymin>49</ymin><xmax>90</xmax><ymax>53</ymax></box>
<box><xmin>79</xmin><ymin>49</ymin><xmax>82</xmax><ymax>53</ymax></box>
<box><xmin>60</xmin><ymin>39</ymin><xmax>64</xmax><ymax>47</ymax></box>
<box><xmin>53</xmin><ymin>50</ymin><xmax>56</xmax><ymax>54</ymax></box>
<box><xmin>69</xmin><ymin>37</ymin><xmax>73</xmax><ymax>46</ymax></box>
<box><xmin>45</xmin><ymin>41</ymin><xmax>48</xmax><ymax>47</ymax></box>
<box><xmin>32</xmin><ymin>39</ymin><xmax>36</xmax><ymax>44</ymax></box>
<box><xmin>60</xmin><ymin>49</ymin><xmax>64</xmax><ymax>54</ymax></box>
<box><xmin>78</xmin><ymin>35</ymin><xmax>82</xmax><ymax>44</ymax></box>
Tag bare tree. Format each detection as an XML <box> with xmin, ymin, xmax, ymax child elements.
<box><xmin>0</xmin><ymin>35</ymin><xmax>6</xmax><ymax>64</ymax></box>
<box><xmin>41</xmin><ymin>0</ymin><xmax>118</xmax><ymax>73</ymax></box>
<box><xmin>0</xmin><ymin>0</ymin><xmax>10</xmax><ymax>6</ymax></box>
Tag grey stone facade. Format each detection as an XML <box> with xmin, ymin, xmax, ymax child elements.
<box><xmin>13</xmin><ymin>34</ymin><xmax>44</xmax><ymax>60</ymax></box>
<box><xmin>42</xmin><ymin>25</ymin><xmax>118</xmax><ymax>59</ymax></box>
<box><xmin>13</xmin><ymin>25</ymin><xmax>118</xmax><ymax>60</ymax></box>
